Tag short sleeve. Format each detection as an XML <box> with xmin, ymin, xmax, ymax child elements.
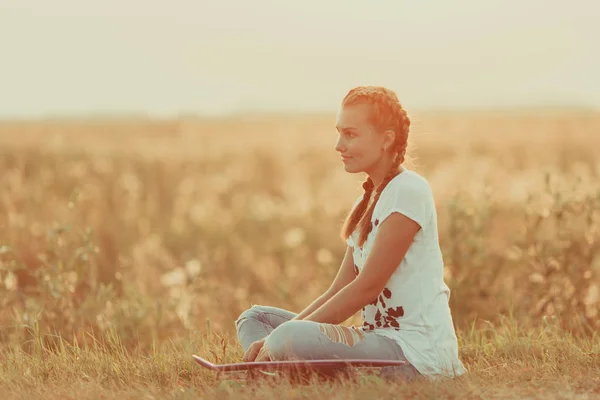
<box><xmin>345</xmin><ymin>195</ymin><xmax>363</xmax><ymax>247</ymax></box>
<box><xmin>375</xmin><ymin>175</ymin><xmax>433</xmax><ymax>230</ymax></box>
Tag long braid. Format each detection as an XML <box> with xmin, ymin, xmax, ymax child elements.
<box><xmin>339</xmin><ymin>86</ymin><xmax>411</xmax><ymax>247</ymax></box>
<box><xmin>341</xmin><ymin>177</ymin><xmax>375</xmax><ymax>241</ymax></box>
<box><xmin>355</xmin><ymin>149</ymin><xmax>402</xmax><ymax>246</ymax></box>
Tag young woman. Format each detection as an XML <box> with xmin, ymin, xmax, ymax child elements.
<box><xmin>235</xmin><ymin>86</ymin><xmax>466</xmax><ymax>379</ymax></box>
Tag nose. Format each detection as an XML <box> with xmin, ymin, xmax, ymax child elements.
<box><xmin>335</xmin><ymin>135</ymin><xmax>346</xmax><ymax>153</ymax></box>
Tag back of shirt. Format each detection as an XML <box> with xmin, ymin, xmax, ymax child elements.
<box><xmin>347</xmin><ymin>169</ymin><xmax>466</xmax><ymax>377</ymax></box>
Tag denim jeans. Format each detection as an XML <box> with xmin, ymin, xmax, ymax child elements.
<box><xmin>235</xmin><ymin>304</ymin><xmax>421</xmax><ymax>381</ymax></box>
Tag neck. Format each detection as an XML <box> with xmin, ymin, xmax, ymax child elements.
<box><xmin>367</xmin><ymin>158</ymin><xmax>404</xmax><ymax>189</ymax></box>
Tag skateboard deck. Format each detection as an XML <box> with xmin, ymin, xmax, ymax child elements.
<box><xmin>192</xmin><ymin>355</ymin><xmax>406</xmax><ymax>373</ymax></box>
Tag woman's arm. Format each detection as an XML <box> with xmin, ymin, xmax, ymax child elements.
<box><xmin>290</xmin><ymin>246</ymin><xmax>357</xmax><ymax>321</ymax></box>
<box><xmin>290</xmin><ymin>293</ymin><xmax>333</xmax><ymax>321</ymax></box>
<box><xmin>303</xmin><ymin>212</ymin><xmax>420</xmax><ymax>324</ymax></box>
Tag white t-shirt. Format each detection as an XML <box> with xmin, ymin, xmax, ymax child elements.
<box><xmin>346</xmin><ymin>169</ymin><xmax>466</xmax><ymax>378</ymax></box>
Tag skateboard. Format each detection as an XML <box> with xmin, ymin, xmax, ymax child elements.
<box><xmin>192</xmin><ymin>355</ymin><xmax>407</xmax><ymax>382</ymax></box>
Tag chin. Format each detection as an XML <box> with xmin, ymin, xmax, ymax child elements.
<box><xmin>344</xmin><ymin>165</ymin><xmax>363</xmax><ymax>174</ymax></box>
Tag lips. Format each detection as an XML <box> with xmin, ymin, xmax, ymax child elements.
<box><xmin>341</xmin><ymin>156</ymin><xmax>353</xmax><ymax>161</ymax></box>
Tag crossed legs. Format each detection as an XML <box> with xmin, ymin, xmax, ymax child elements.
<box><xmin>235</xmin><ymin>304</ymin><xmax>420</xmax><ymax>381</ymax></box>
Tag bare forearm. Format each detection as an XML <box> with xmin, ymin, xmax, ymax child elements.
<box><xmin>291</xmin><ymin>290</ymin><xmax>335</xmax><ymax>321</ymax></box>
<box><xmin>304</xmin><ymin>281</ymin><xmax>374</xmax><ymax>325</ymax></box>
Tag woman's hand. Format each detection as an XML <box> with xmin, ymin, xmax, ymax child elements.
<box><xmin>242</xmin><ymin>338</ymin><xmax>271</xmax><ymax>362</ymax></box>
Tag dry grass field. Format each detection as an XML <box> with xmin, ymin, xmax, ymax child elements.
<box><xmin>0</xmin><ymin>109</ymin><xmax>599</xmax><ymax>399</ymax></box>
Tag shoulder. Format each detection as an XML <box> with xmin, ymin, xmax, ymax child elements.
<box><xmin>348</xmin><ymin>170</ymin><xmax>434</xmax><ymax>215</ymax></box>
<box><xmin>373</xmin><ymin>169</ymin><xmax>435</xmax><ymax>229</ymax></box>
<box><xmin>381</xmin><ymin>169</ymin><xmax>432</xmax><ymax>200</ymax></box>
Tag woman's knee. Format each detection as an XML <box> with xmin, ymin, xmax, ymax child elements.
<box><xmin>263</xmin><ymin>320</ymin><xmax>314</xmax><ymax>360</ymax></box>
<box><xmin>235</xmin><ymin>305</ymin><xmax>266</xmax><ymax>331</ymax></box>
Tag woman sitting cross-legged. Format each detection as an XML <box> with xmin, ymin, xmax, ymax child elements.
<box><xmin>235</xmin><ymin>85</ymin><xmax>467</xmax><ymax>381</ymax></box>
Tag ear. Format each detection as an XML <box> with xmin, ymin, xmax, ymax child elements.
<box><xmin>382</xmin><ymin>129</ymin><xmax>396</xmax><ymax>149</ymax></box>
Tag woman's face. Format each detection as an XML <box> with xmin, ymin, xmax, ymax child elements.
<box><xmin>335</xmin><ymin>103</ymin><xmax>388</xmax><ymax>174</ymax></box>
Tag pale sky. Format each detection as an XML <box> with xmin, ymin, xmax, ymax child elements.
<box><xmin>0</xmin><ymin>0</ymin><xmax>598</xmax><ymax>117</ymax></box>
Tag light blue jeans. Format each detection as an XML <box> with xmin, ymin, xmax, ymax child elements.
<box><xmin>235</xmin><ymin>304</ymin><xmax>421</xmax><ymax>381</ymax></box>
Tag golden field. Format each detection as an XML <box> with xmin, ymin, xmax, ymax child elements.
<box><xmin>0</xmin><ymin>110</ymin><xmax>599</xmax><ymax>399</ymax></box>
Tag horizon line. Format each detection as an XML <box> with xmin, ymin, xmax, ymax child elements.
<box><xmin>1</xmin><ymin>104</ymin><xmax>598</xmax><ymax>123</ymax></box>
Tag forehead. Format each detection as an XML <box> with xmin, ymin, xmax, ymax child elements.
<box><xmin>335</xmin><ymin>103</ymin><xmax>373</xmax><ymax>130</ymax></box>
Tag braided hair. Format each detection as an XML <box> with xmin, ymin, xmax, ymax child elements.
<box><xmin>340</xmin><ymin>86</ymin><xmax>411</xmax><ymax>248</ymax></box>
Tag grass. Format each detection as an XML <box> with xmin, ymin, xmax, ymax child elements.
<box><xmin>0</xmin><ymin>317</ymin><xmax>598</xmax><ymax>399</ymax></box>
<box><xmin>0</xmin><ymin>109</ymin><xmax>599</xmax><ymax>398</ymax></box>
